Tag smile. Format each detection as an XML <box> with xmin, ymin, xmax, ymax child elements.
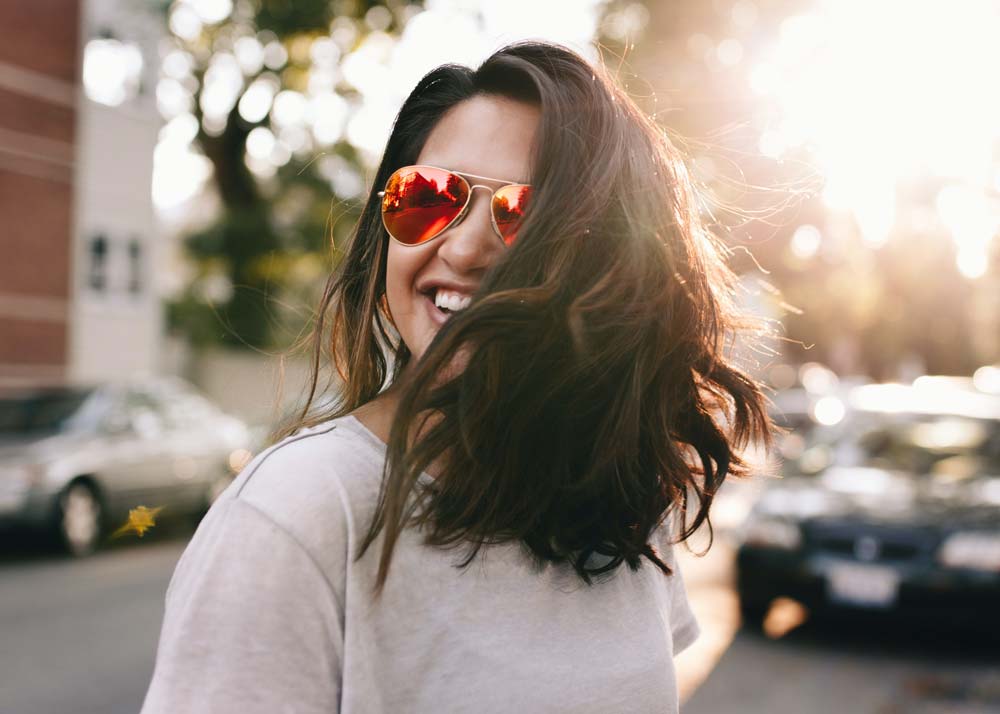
<box><xmin>422</xmin><ymin>288</ymin><xmax>472</xmax><ymax>325</ymax></box>
<box><xmin>434</xmin><ymin>289</ymin><xmax>472</xmax><ymax>312</ymax></box>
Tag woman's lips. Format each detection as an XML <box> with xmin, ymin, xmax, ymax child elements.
<box><xmin>423</xmin><ymin>292</ymin><xmax>450</xmax><ymax>327</ymax></box>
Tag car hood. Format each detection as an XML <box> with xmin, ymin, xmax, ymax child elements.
<box><xmin>754</xmin><ymin>466</ymin><xmax>1000</xmax><ymax>529</ymax></box>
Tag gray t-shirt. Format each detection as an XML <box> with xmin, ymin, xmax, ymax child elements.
<box><xmin>141</xmin><ymin>415</ymin><xmax>699</xmax><ymax>714</ymax></box>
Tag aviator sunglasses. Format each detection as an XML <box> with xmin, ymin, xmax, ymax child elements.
<box><xmin>379</xmin><ymin>165</ymin><xmax>532</xmax><ymax>247</ymax></box>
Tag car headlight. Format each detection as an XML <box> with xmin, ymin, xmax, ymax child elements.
<box><xmin>938</xmin><ymin>532</ymin><xmax>1000</xmax><ymax>572</ymax></box>
<box><xmin>743</xmin><ymin>516</ymin><xmax>802</xmax><ymax>550</ymax></box>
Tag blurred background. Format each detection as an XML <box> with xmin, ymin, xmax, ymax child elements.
<box><xmin>1</xmin><ymin>0</ymin><xmax>998</xmax><ymax>712</ymax></box>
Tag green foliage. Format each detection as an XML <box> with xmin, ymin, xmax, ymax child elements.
<box><xmin>164</xmin><ymin>1</ymin><xmax>424</xmax><ymax>350</ymax></box>
<box><xmin>253</xmin><ymin>0</ymin><xmax>334</xmax><ymax>35</ymax></box>
<box><xmin>164</xmin><ymin>0</ymin><xmax>998</xmax><ymax>380</ymax></box>
<box><xmin>164</xmin><ymin>1</ymin><xmax>639</xmax><ymax>353</ymax></box>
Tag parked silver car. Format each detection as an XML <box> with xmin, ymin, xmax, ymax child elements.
<box><xmin>0</xmin><ymin>378</ymin><xmax>252</xmax><ymax>555</ymax></box>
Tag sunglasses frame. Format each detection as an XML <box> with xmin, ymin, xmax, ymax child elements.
<box><xmin>377</xmin><ymin>164</ymin><xmax>531</xmax><ymax>247</ymax></box>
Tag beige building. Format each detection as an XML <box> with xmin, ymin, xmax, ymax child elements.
<box><xmin>0</xmin><ymin>0</ymin><xmax>162</xmax><ymax>387</ymax></box>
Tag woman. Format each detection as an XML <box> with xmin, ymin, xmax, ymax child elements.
<box><xmin>142</xmin><ymin>41</ymin><xmax>770</xmax><ymax>713</ymax></box>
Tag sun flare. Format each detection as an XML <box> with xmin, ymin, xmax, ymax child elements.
<box><xmin>751</xmin><ymin>0</ymin><xmax>1000</xmax><ymax>275</ymax></box>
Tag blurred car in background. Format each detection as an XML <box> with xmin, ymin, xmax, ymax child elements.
<box><xmin>765</xmin><ymin>362</ymin><xmax>869</xmax><ymax>443</ymax></box>
<box><xmin>0</xmin><ymin>378</ymin><xmax>252</xmax><ymax>556</ymax></box>
<box><xmin>738</xmin><ymin>381</ymin><xmax>1000</xmax><ymax>629</ymax></box>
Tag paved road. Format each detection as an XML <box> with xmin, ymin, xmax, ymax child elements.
<box><xmin>675</xmin><ymin>539</ymin><xmax>1000</xmax><ymax>714</ymax></box>
<box><xmin>2</xmin><ymin>515</ymin><xmax>997</xmax><ymax>714</ymax></box>
<box><xmin>0</xmin><ymin>531</ymin><xmax>187</xmax><ymax>714</ymax></box>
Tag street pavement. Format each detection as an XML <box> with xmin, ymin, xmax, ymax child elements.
<box><xmin>1</xmin><ymin>510</ymin><xmax>998</xmax><ymax>714</ymax></box>
<box><xmin>0</xmin><ymin>532</ymin><xmax>184</xmax><ymax>714</ymax></box>
<box><xmin>675</xmin><ymin>538</ymin><xmax>1000</xmax><ymax>714</ymax></box>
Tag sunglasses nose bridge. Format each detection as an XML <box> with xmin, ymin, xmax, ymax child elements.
<box><xmin>467</xmin><ymin>183</ymin><xmax>497</xmax><ymax>204</ymax></box>
<box><xmin>456</xmin><ymin>184</ymin><xmax>497</xmax><ymax>220</ymax></box>
<box><xmin>441</xmin><ymin>184</ymin><xmax>504</xmax><ymax>251</ymax></box>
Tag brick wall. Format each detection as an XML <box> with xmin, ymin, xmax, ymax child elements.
<box><xmin>0</xmin><ymin>0</ymin><xmax>80</xmax><ymax>383</ymax></box>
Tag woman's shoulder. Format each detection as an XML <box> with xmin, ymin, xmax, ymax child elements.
<box><xmin>215</xmin><ymin>415</ymin><xmax>387</xmax><ymax>553</ymax></box>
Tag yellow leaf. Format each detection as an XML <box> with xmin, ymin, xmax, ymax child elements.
<box><xmin>111</xmin><ymin>505</ymin><xmax>165</xmax><ymax>539</ymax></box>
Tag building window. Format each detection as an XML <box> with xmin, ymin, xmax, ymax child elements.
<box><xmin>88</xmin><ymin>235</ymin><xmax>108</xmax><ymax>291</ymax></box>
<box><xmin>128</xmin><ymin>238</ymin><xmax>142</xmax><ymax>294</ymax></box>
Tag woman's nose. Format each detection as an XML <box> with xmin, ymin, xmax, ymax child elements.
<box><xmin>436</xmin><ymin>187</ymin><xmax>504</xmax><ymax>273</ymax></box>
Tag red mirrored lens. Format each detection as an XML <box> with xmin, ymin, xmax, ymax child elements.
<box><xmin>492</xmin><ymin>184</ymin><xmax>532</xmax><ymax>245</ymax></box>
<box><xmin>381</xmin><ymin>167</ymin><xmax>469</xmax><ymax>245</ymax></box>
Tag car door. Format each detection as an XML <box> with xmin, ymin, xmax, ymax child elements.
<box><xmin>92</xmin><ymin>387</ymin><xmax>171</xmax><ymax>519</ymax></box>
<box><xmin>151</xmin><ymin>381</ymin><xmax>231</xmax><ymax>513</ymax></box>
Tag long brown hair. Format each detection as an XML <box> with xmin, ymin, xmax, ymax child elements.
<box><xmin>281</xmin><ymin>41</ymin><xmax>772</xmax><ymax>596</ymax></box>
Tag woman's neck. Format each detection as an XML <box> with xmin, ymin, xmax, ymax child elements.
<box><xmin>350</xmin><ymin>382</ymin><xmax>447</xmax><ymax>479</ymax></box>
<box><xmin>350</xmin><ymin>384</ymin><xmax>402</xmax><ymax>447</ymax></box>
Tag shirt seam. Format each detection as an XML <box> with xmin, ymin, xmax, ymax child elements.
<box><xmin>229</xmin><ymin>497</ymin><xmax>345</xmax><ymax>615</ymax></box>
<box><xmin>234</xmin><ymin>423</ymin><xmax>340</xmax><ymax>497</ymax></box>
<box><xmin>231</xmin><ymin>422</ymin><xmax>345</xmax><ymax>610</ymax></box>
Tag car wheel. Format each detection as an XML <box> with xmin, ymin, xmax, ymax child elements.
<box><xmin>56</xmin><ymin>482</ymin><xmax>103</xmax><ymax>557</ymax></box>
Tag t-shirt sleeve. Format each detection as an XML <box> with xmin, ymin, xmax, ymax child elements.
<box><xmin>667</xmin><ymin>549</ymin><xmax>700</xmax><ymax>655</ymax></box>
<box><xmin>655</xmin><ymin>523</ymin><xmax>700</xmax><ymax>656</ymax></box>
<box><xmin>140</xmin><ymin>497</ymin><xmax>343</xmax><ymax>714</ymax></box>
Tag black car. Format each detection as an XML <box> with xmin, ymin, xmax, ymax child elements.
<box><xmin>737</xmin><ymin>383</ymin><xmax>1000</xmax><ymax>628</ymax></box>
<box><xmin>0</xmin><ymin>378</ymin><xmax>252</xmax><ymax>555</ymax></box>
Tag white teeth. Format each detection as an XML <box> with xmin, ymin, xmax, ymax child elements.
<box><xmin>434</xmin><ymin>289</ymin><xmax>472</xmax><ymax>312</ymax></box>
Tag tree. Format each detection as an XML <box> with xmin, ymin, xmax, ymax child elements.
<box><xmin>162</xmin><ymin>0</ymin><xmax>423</xmax><ymax>349</ymax></box>
<box><xmin>160</xmin><ymin>0</ymin><xmax>637</xmax><ymax>351</ymax></box>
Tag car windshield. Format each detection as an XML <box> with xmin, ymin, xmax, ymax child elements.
<box><xmin>789</xmin><ymin>411</ymin><xmax>1000</xmax><ymax>477</ymax></box>
<box><xmin>0</xmin><ymin>388</ymin><xmax>97</xmax><ymax>435</ymax></box>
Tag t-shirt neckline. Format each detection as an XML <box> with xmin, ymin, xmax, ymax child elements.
<box><xmin>343</xmin><ymin>414</ymin><xmax>436</xmax><ymax>485</ymax></box>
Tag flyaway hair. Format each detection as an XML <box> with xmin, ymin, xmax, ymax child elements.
<box><xmin>279</xmin><ymin>41</ymin><xmax>773</xmax><ymax>596</ymax></box>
